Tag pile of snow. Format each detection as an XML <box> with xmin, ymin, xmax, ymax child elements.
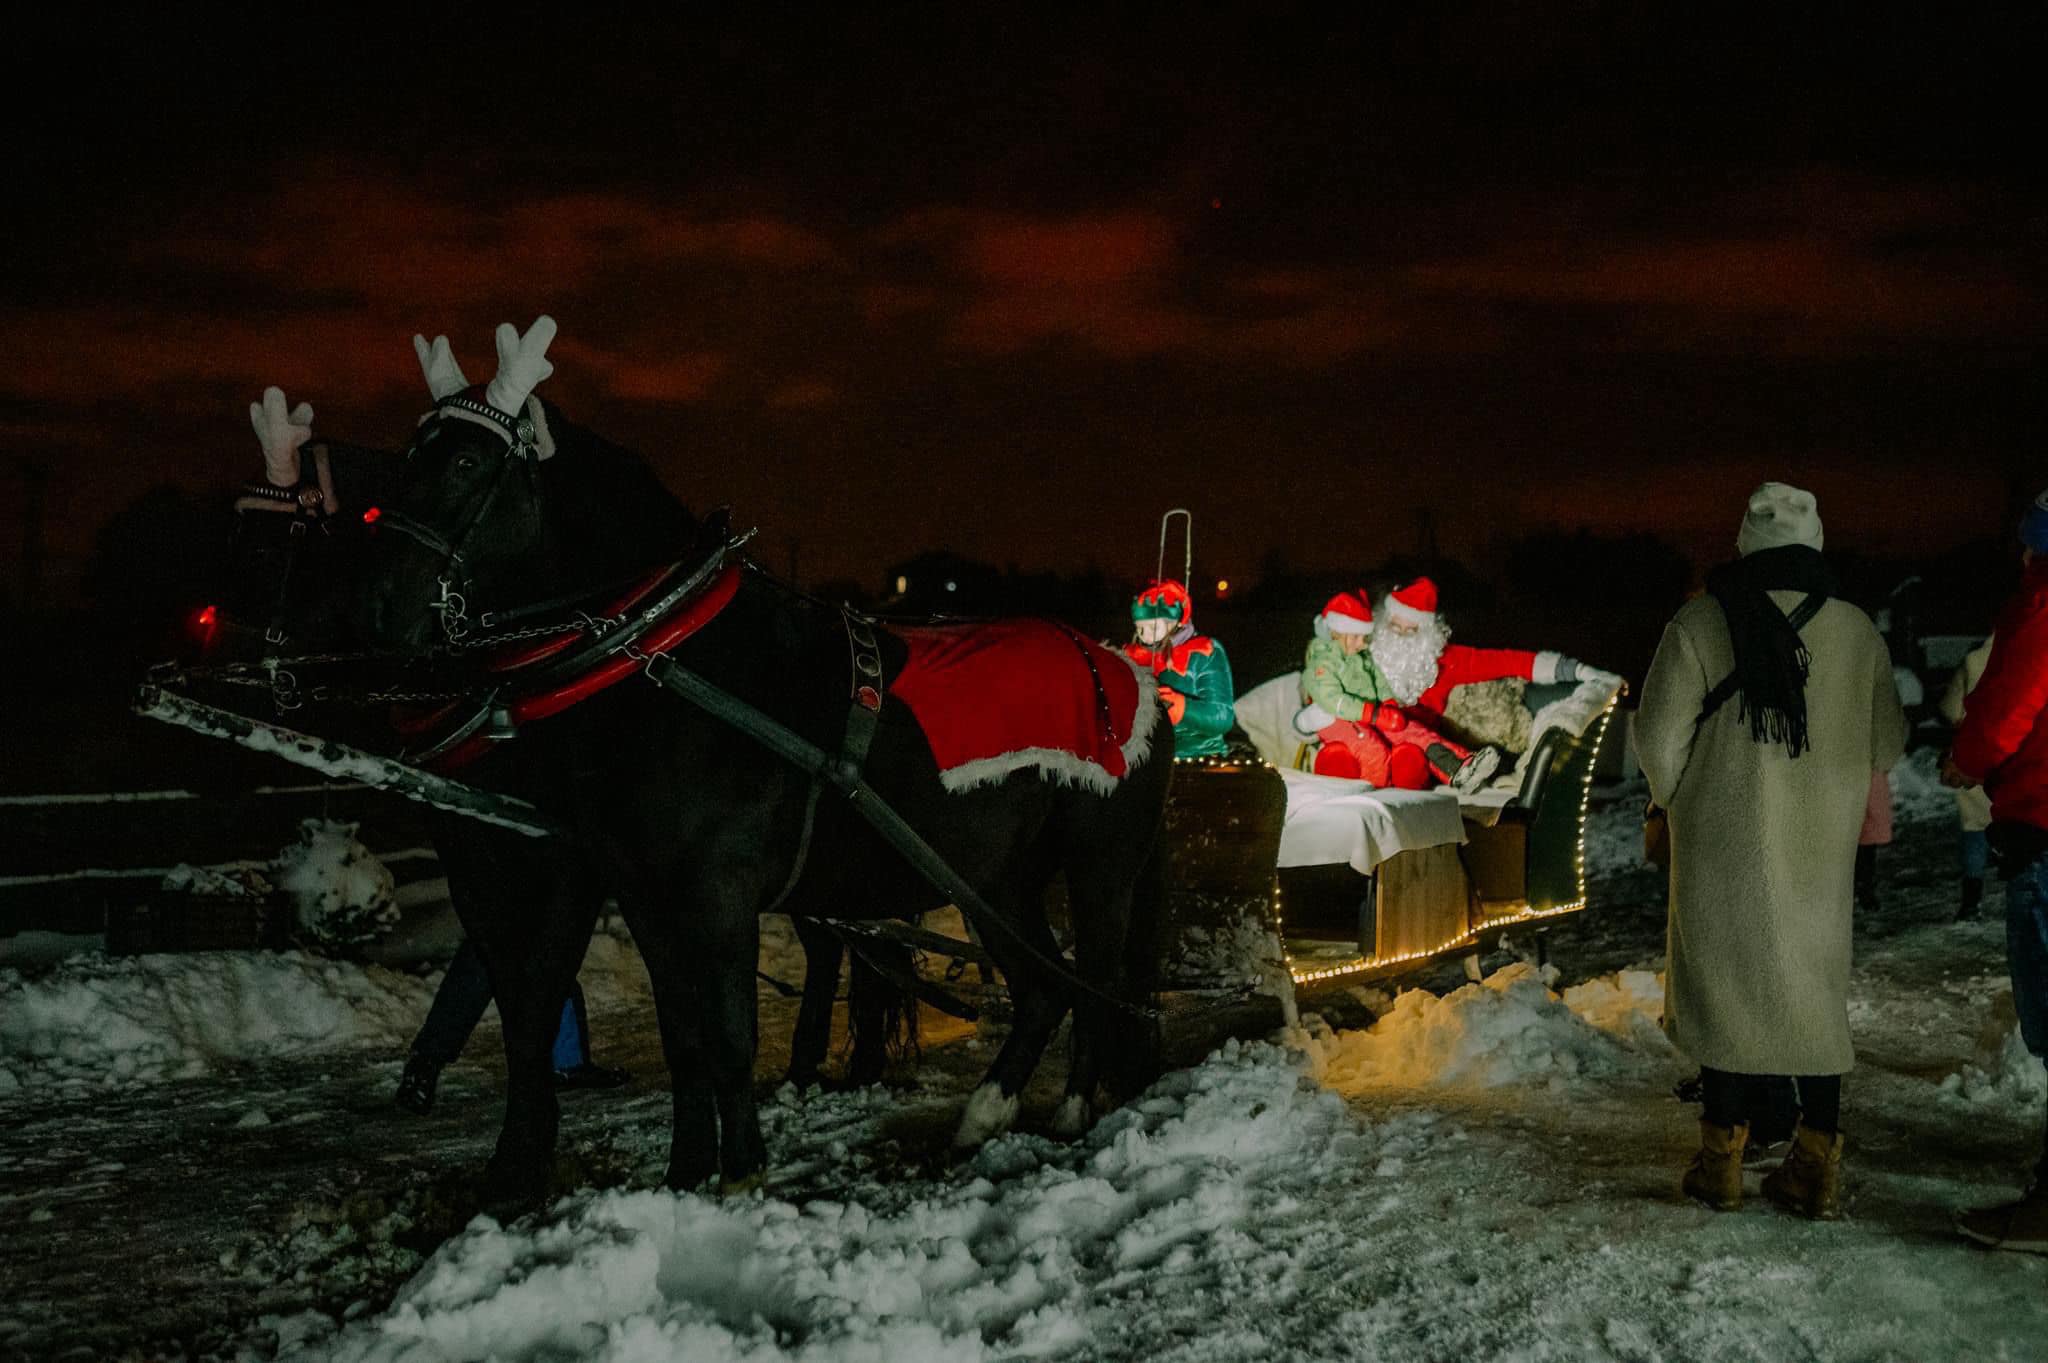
<box><xmin>1560</xmin><ymin>968</ymin><xmax>1670</xmax><ymax>1048</ymax></box>
<box><xmin>1301</xmin><ymin>963</ymin><xmax>1673</xmax><ymax>1091</ymax></box>
<box><xmin>0</xmin><ymin>929</ymin><xmax>655</xmax><ymax>1096</ymax></box>
<box><xmin>293</xmin><ymin>1038</ymin><xmax>1366</xmax><ymax>1362</ymax></box>
<box><xmin>0</xmin><ymin>951</ymin><xmax>434</xmax><ymax>1092</ymax></box>
<box><xmin>1941</xmin><ymin>993</ymin><xmax>2047</xmax><ymax>1108</ymax></box>
<box><xmin>276</xmin><ymin>819</ymin><xmax>398</xmax><ymax>949</ymax></box>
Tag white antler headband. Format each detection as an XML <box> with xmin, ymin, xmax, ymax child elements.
<box><xmin>249</xmin><ymin>386</ymin><xmax>314</xmax><ymax>488</ymax></box>
<box><xmin>412</xmin><ymin>333</ymin><xmax>470</xmax><ymax>401</ymax></box>
<box><xmin>485</xmin><ymin>315</ymin><xmax>556</xmax><ymax>418</ymax></box>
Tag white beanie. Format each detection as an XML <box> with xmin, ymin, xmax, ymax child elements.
<box><xmin>1737</xmin><ymin>482</ymin><xmax>1824</xmax><ymax>557</ymax></box>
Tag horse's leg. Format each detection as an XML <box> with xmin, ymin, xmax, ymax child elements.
<box><xmin>1051</xmin><ymin>813</ymin><xmax>1146</xmax><ymax>1138</ymax></box>
<box><xmin>845</xmin><ymin>933</ymin><xmax>921</xmax><ymax>1088</ymax></box>
<box><xmin>954</xmin><ymin>892</ymin><xmax>1069</xmax><ymax>1148</ymax></box>
<box><xmin>787</xmin><ymin>917</ymin><xmax>844</xmax><ymax>1090</ymax></box>
<box><xmin>684</xmin><ymin>869</ymin><xmax>770</xmax><ymax>1189</ymax></box>
<box><xmin>438</xmin><ymin>826</ymin><xmax>595</xmax><ymax>1208</ymax></box>
<box><xmin>625</xmin><ymin>910</ymin><xmax>718</xmax><ymax>1190</ymax></box>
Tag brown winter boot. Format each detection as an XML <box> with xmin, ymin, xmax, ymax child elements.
<box><xmin>1682</xmin><ymin>1121</ymin><xmax>1749</xmax><ymax>1210</ymax></box>
<box><xmin>1762</xmin><ymin>1124</ymin><xmax>1844</xmax><ymax>1220</ymax></box>
<box><xmin>1957</xmin><ymin>1184</ymin><xmax>2048</xmax><ymax>1254</ymax></box>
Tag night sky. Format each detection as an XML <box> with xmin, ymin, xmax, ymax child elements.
<box><xmin>5</xmin><ymin>8</ymin><xmax>2043</xmax><ymax>598</ymax></box>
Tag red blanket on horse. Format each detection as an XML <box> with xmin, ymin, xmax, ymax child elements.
<box><xmin>890</xmin><ymin>618</ymin><xmax>1158</xmax><ymax>794</ymax></box>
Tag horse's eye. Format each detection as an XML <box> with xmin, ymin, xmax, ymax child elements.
<box><xmin>456</xmin><ymin>452</ymin><xmax>480</xmax><ymax>473</ymax></box>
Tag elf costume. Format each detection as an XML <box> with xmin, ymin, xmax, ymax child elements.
<box><xmin>1125</xmin><ymin>580</ymin><xmax>1235</xmax><ymax>758</ymax></box>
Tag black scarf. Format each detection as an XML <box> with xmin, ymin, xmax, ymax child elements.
<box><xmin>1703</xmin><ymin>545</ymin><xmax>1837</xmax><ymax>758</ymax></box>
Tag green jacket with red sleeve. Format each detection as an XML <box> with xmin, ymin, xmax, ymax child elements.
<box><xmin>1127</xmin><ymin>635</ymin><xmax>1235</xmax><ymax>757</ymax></box>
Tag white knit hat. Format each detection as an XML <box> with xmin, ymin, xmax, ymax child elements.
<box><xmin>1737</xmin><ymin>482</ymin><xmax>1824</xmax><ymax>556</ymax></box>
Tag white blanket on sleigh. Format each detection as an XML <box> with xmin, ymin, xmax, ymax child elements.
<box><xmin>1233</xmin><ymin>670</ymin><xmax>1621</xmax><ymax>874</ymax></box>
<box><xmin>1234</xmin><ymin>674</ymin><xmax>1466</xmax><ymax>875</ymax></box>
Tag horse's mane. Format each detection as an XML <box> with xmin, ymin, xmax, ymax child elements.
<box><xmin>536</xmin><ymin>402</ymin><xmax>703</xmax><ymax>583</ymax></box>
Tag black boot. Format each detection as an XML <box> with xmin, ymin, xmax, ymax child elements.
<box><xmin>394</xmin><ymin>1052</ymin><xmax>442</xmax><ymax>1115</ymax></box>
<box><xmin>1435</xmin><ymin>744</ymin><xmax>1501</xmax><ymax>793</ymax></box>
<box><xmin>1855</xmin><ymin>845</ymin><xmax>1881</xmax><ymax>913</ymax></box>
<box><xmin>1958</xmin><ymin>877</ymin><xmax>1986</xmax><ymax>922</ymax></box>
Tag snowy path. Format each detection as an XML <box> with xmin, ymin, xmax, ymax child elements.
<box><xmin>6</xmin><ymin>786</ymin><xmax>2048</xmax><ymax>1360</ymax></box>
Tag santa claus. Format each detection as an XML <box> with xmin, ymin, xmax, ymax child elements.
<box><xmin>1371</xmin><ymin>577</ymin><xmax>1592</xmax><ymax>725</ymax></box>
<box><xmin>1295</xmin><ymin>589</ymin><xmax>1502</xmax><ymax>792</ymax></box>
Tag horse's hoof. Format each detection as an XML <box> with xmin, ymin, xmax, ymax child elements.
<box><xmin>479</xmin><ymin>1155</ymin><xmax>550</xmax><ymax>1219</ymax></box>
<box><xmin>477</xmin><ymin>1179</ymin><xmax>546</xmax><ymax>1224</ymax></box>
<box><xmin>1050</xmin><ymin>1094</ymin><xmax>1092</xmax><ymax>1139</ymax></box>
<box><xmin>718</xmin><ymin>1171</ymin><xmax>765</xmax><ymax>1198</ymax></box>
<box><xmin>952</xmin><ymin>1082</ymin><xmax>1020</xmax><ymax>1148</ymax></box>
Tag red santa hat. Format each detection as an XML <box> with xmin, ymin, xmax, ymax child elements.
<box><xmin>1382</xmin><ymin>577</ymin><xmax>1439</xmax><ymax>629</ymax></box>
<box><xmin>1316</xmin><ymin>591</ymin><xmax>1374</xmax><ymax>638</ymax></box>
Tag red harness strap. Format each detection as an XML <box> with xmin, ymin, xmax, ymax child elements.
<box><xmin>424</xmin><ymin>559</ymin><xmax>744</xmax><ymax>771</ymax></box>
<box><xmin>484</xmin><ymin>566</ymin><xmax>675</xmax><ymax>673</ymax></box>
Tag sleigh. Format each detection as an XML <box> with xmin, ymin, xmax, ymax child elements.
<box><xmin>1152</xmin><ymin>668</ymin><xmax>1623</xmax><ymax>1016</ymax></box>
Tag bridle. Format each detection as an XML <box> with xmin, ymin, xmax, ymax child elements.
<box><xmin>375</xmin><ymin>394</ymin><xmax>544</xmax><ymax>644</ymax></box>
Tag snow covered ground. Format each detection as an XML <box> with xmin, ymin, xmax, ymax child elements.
<box><xmin>0</xmin><ymin>926</ymin><xmax>653</xmax><ymax>1095</ymax></box>
<box><xmin>5</xmin><ymin>770</ymin><xmax>2048</xmax><ymax>1360</ymax></box>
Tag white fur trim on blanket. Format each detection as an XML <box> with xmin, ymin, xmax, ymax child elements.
<box><xmin>1527</xmin><ymin>674</ymin><xmax>1625</xmax><ymax>754</ymax></box>
<box><xmin>936</xmin><ymin>653</ymin><xmax>1161</xmax><ymax>796</ymax></box>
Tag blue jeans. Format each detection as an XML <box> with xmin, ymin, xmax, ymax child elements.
<box><xmin>2006</xmin><ymin>853</ymin><xmax>2048</xmax><ymax>1058</ymax></box>
<box><xmin>1963</xmin><ymin>828</ymin><xmax>1991</xmax><ymax>882</ymax></box>
<box><xmin>413</xmin><ymin>939</ymin><xmax>589</xmax><ymax>1071</ymax></box>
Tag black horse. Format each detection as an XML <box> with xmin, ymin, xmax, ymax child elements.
<box><xmin>222</xmin><ymin>436</ymin><xmax>913</xmax><ymax>1098</ymax></box>
<box><xmin>357</xmin><ymin>363</ymin><xmax>1171</xmax><ymax>1200</ymax></box>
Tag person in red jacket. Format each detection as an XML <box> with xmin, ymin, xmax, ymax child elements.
<box><xmin>1948</xmin><ymin>490</ymin><xmax>2048</xmax><ymax>1254</ymax></box>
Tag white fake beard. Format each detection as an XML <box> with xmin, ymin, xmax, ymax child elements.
<box><xmin>1371</xmin><ymin>623</ymin><xmax>1449</xmax><ymax>705</ymax></box>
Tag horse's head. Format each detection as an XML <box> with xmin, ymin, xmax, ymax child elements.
<box><xmin>361</xmin><ymin>319</ymin><xmax>559</xmax><ymax>650</ymax></box>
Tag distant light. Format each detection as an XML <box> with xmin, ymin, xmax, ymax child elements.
<box><xmin>196</xmin><ymin>605</ymin><xmax>218</xmax><ymax>628</ymax></box>
<box><xmin>1215</xmin><ymin>579</ymin><xmax>1230</xmax><ymax>596</ymax></box>
<box><xmin>363</xmin><ymin>506</ymin><xmax>382</xmax><ymax>524</ymax></box>
<box><xmin>944</xmin><ymin>580</ymin><xmax>958</xmax><ymax>593</ymax></box>
<box><xmin>1210</xmin><ymin>197</ymin><xmax>1222</xmax><ymax>209</ymax></box>
<box><xmin>895</xmin><ymin>575</ymin><xmax>909</xmax><ymax>594</ymax></box>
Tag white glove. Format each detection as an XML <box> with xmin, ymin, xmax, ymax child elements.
<box><xmin>249</xmin><ymin>386</ymin><xmax>314</xmax><ymax>488</ymax></box>
<box><xmin>1293</xmin><ymin>702</ymin><xmax>1336</xmax><ymax>737</ymax></box>
<box><xmin>484</xmin><ymin>315</ymin><xmax>557</xmax><ymax>418</ymax></box>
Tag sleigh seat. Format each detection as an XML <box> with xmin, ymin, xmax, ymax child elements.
<box><xmin>1174</xmin><ymin>667</ymin><xmax>1624</xmax><ymax>995</ymax></box>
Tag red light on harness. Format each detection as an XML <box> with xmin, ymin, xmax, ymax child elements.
<box><xmin>362</xmin><ymin>506</ymin><xmax>382</xmax><ymax>525</ymax></box>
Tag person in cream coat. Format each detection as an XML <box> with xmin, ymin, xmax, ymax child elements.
<box><xmin>1635</xmin><ymin>483</ymin><xmax>1907</xmax><ymax>1220</ymax></box>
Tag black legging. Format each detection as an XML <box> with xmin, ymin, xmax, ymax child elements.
<box><xmin>1701</xmin><ymin>1066</ymin><xmax>1841</xmax><ymax>1136</ymax></box>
